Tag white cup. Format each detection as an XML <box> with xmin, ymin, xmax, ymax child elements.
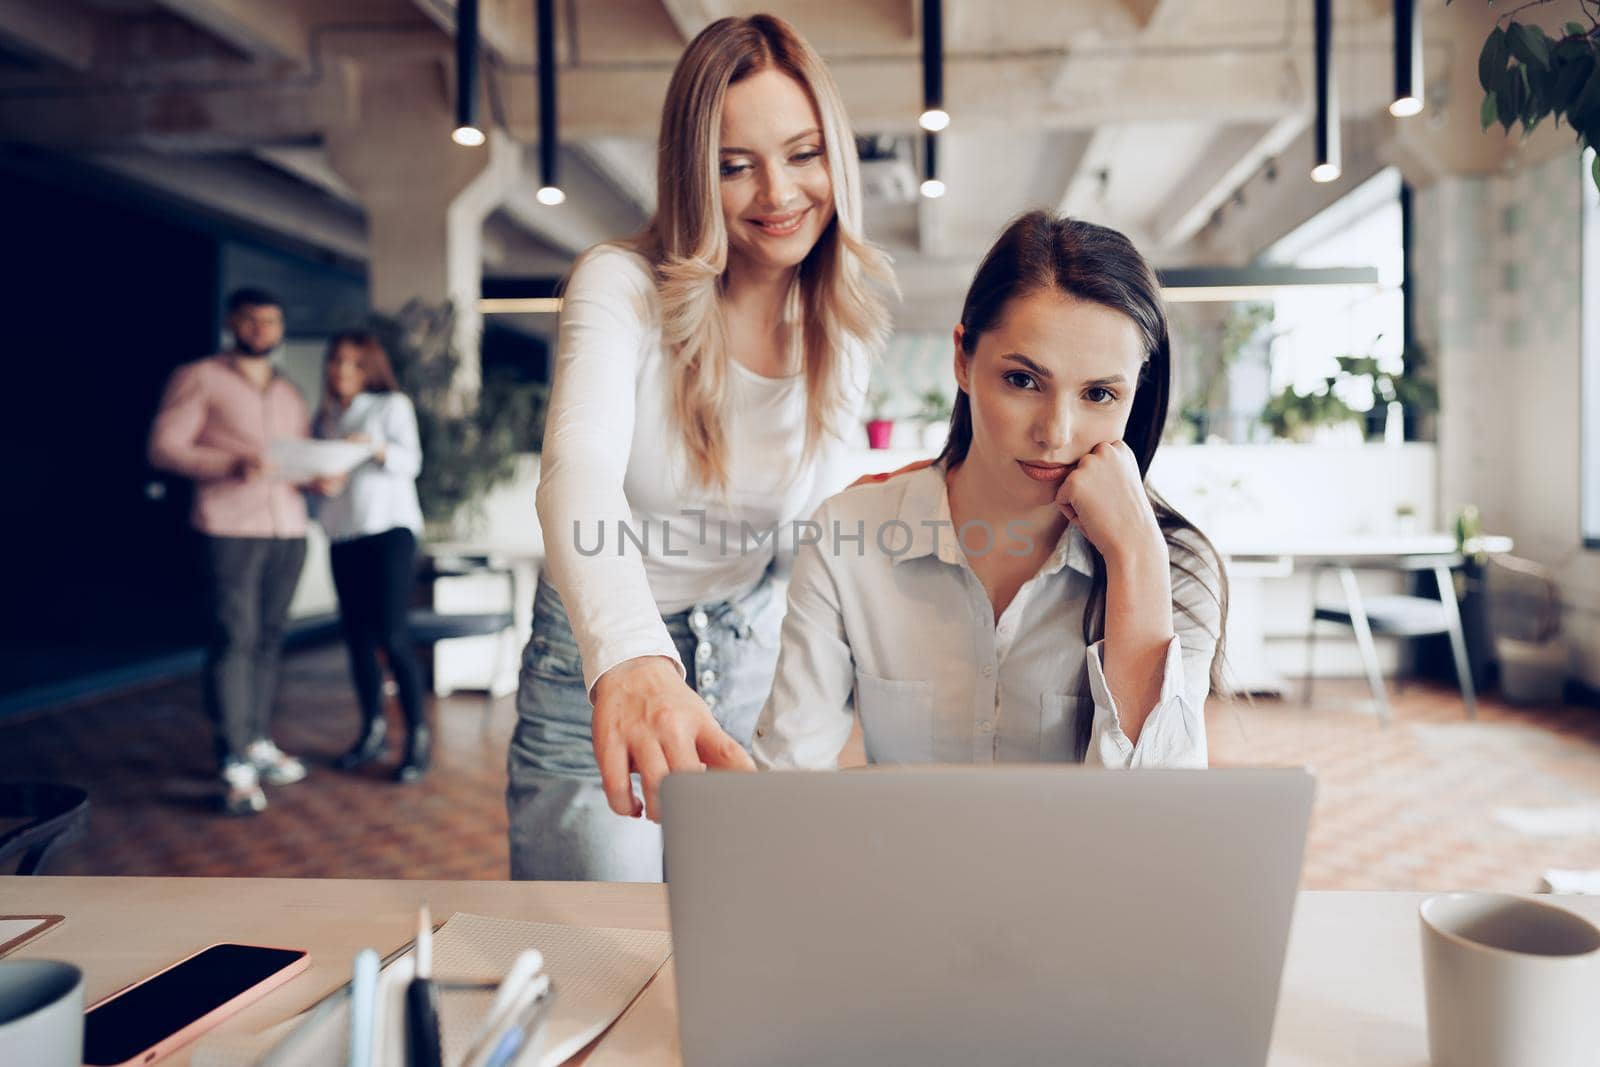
<box><xmin>0</xmin><ymin>960</ymin><xmax>84</xmax><ymax>1067</ymax></box>
<box><xmin>1420</xmin><ymin>893</ymin><xmax>1600</xmax><ymax>1067</ymax></box>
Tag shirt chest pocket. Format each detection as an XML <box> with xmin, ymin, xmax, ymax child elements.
<box><xmin>853</xmin><ymin>671</ymin><xmax>936</xmax><ymax>764</ymax></box>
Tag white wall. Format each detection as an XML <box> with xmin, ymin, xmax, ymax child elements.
<box><xmin>1416</xmin><ymin>152</ymin><xmax>1600</xmax><ymax>685</ymax></box>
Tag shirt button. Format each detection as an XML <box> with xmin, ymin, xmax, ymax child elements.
<box><xmin>698</xmin><ymin>670</ymin><xmax>718</xmax><ymax>689</ymax></box>
<box><xmin>981</xmin><ymin>664</ymin><xmax>994</xmax><ymax>677</ymax></box>
<box><xmin>690</xmin><ymin>609</ymin><xmax>709</xmax><ymax>631</ymax></box>
<box><xmin>755</xmin><ymin>727</ymin><xmax>765</xmax><ymax>738</ymax></box>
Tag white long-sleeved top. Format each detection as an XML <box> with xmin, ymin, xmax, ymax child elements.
<box><xmin>313</xmin><ymin>391</ymin><xmax>424</xmax><ymax>542</ymax></box>
<box><xmin>751</xmin><ymin>464</ymin><xmax>1221</xmax><ymax>770</ymax></box>
<box><xmin>535</xmin><ymin>244</ymin><xmax>870</xmax><ymax>694</ymax></box>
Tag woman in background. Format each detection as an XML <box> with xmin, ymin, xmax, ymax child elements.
<box><xmin>753</xmin><ymin>211</ymin><xmax>1228</xmax><ymax>770</ymax></box>
<box><xmin>315</xmin><ymin>331</ymin><xmax>431</xmax><ymax>783</ymax></box>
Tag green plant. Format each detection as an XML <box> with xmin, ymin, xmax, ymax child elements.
<box><xmin>1452</xmin><ymin>1</ymin><xmax>1600</xmax><ymax>192</ymax></box>
<box><xmin>915</xmin><ymin>386</ymin><xmax>953</xmax><ymax>424</ymax></box>
<box><xmin>1178</xmin><ymin>302</ymin><xmax>1273</xmax><ymax>441</ymax></box>
<box><xmin>366</xmin><ymin>300</ymin><xmax>547</xmax><ymax>528</ymax></box>
<box><xmin>866</xmin><ymin>386</ymin><xmax>891</xmax><ymax>421</ymax></box>
<box><xmin>1335</xmin><ymin>347</ymin><xmax>1440</xmax><ymax>418</ymax></box>
<box><xmin>1260</xmin><ymin>380</ymin><xmax>1363</xmax><ymax>441</ymax></box>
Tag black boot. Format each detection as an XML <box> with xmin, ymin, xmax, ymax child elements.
<box><xmin>335</xmin><ymin>716</ymin><xmax>388</xmax><ymax>771</ymax></box>
<box><xmin>395</xmin><ymin>723</ymin><xmax>431</xmax><ymax>784</ymax></box>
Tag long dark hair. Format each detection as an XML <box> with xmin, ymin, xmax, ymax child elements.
<box><xmin>937</xmin><ymin>211</ymin><xmax>1228</xmax><ymax>759</ymax></box>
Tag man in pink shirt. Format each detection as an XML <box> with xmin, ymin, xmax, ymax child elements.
<box><xmin>148</xmin><ymin>288</ymin><xmax>314</xmax><ymax>816</ymax></box>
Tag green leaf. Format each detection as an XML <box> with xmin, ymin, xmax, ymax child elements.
<box><xmin>1508</xmin><ymin>22</ymin><xmax>1552</xmax><ymax>71</ymax></box>
<box><xmin>1566</xmin><ymin>22</ymin><xmax>1588</xmax><ymax>39</ymax></box>
<box><xmin>1480</xmin><ymin>27</ymin><xmax>1509</xmax><ymax>93</ymax></box>
<box><xmin>1499</xmin><ymin>68</ymin><xmax>1525</xmax><ymax>133</ymax></box>
<box><xmin>1553</xmin><ymin>53</ymin><xmax>1596</xmax><ymax>116</ymax></box>
<box><xmin>1573</xmin><ymin>66</ymin><xmax>1600</xmax><ymax>132</ymax></box>
<box><xmin>1481</xmin><ymin>90</ymin><xmax>1498</xmax><ymax>129</ymax></box>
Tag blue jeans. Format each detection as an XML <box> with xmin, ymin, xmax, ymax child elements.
<box><xmin>506</xmin><ymin>574</ymin><xmax>781</xmax><ymax>881</ymax></box>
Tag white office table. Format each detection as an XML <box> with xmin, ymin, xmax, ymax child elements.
<box><xmin>2</xmin><ymin>877</ymin><xmax>1594</xmax><ymax>1066</ymax></box>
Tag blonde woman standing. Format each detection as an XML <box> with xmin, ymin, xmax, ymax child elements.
<box><xmin>509</xmin><ymin>14</ymin><xmax>894</xmax><ymax>881</ymax></box>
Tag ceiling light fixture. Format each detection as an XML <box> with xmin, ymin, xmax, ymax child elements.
<box><xmin>920</xmin><ymin>131</ymin><xmax>944</xmax><ymax>198</ymax></box>
<box><xmin>452</xmin><ymin>0</ymin><xmax>484</xmax><ymax>146</ymax></box>
<box><xmin>534</xmin><ymin>0</ymin><xmax>562</xmax><ymax>204</ymax></box>
<box><xmin>1312</xmin><ymin>0</ymin><xmax>1341</xmax><ymax>182</ymax></box>
<box><xmin>918</xmin><ymin>0</ymin><xmax>948</xmax><ymax>132</ymax></box>
<box><xmin>1390</xmin><ymin>0</ymin><xmax>1424</xmax><ymax>117</ymax></box>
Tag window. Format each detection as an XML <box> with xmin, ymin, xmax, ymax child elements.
<box><xmin>1260</xmin><ymin>167</ymin><xmax>1406</xmax><ymax>415</ymax></box>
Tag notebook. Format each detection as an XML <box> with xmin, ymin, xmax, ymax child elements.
<box><xmin>0</xmin><ymin>914</ymin><xmax>63</xmax><ymax>958</ymax></box>
<box><xmin>191</xmin><ymin>913</ymin><xmax>671</xmax><ymax>1067</ymax></box>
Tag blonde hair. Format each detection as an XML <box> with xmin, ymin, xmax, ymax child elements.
<box><xmin>624</xmin><ymin>13</ymin><xmax>894</xmax><ymax>488</ymax></box>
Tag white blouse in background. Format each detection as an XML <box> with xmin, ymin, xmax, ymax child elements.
<box><xmin>751</xmin><ymin>464</ymin><xmax>1221</xmax><ymax>770</ymax></box>
<box><xmin>535</xmin><ymin>244</ymin><xmax>870</xmax><ymax>693</ymax></box>
<box><xmin>314</xmin><ymin>391</ymin><xmax>424</xmax><ymax>542</ymax></box>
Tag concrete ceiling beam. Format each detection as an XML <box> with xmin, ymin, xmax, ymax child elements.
<box><xmin>0</xmin><ymin>0</ymin><xmax>98</xmax><ymax>71</ymax></box>
<box><xmin>152</xmin><ymin>0</ymin><xmax>312</xmax><ymax>65</ymax></box>
<box><xmin>88</xmin><ymin>150</ymin><xmax>367</xmax><ymax>261</ymax></box>
<box><xmin>1151</xmin><ymin>114</ymin><xmax>1308</xmax><ymax>250</ymax></box>
<box><xmin>0</xmin><ymin>74</ymin><xmax>355</xmax><ymax>151</ymax></box>
<box><xmin>658</xmin><ymin>0</ymin><xmax>725</xmax><ymax>42</ymax></box>
<box><xmin>409</xmin><ymin>0</ymin><xmax>534</xmax><ymax>63</ymax></box>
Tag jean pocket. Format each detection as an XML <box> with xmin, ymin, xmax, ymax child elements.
<box><xmin>1040</xmin><ymin>693</ymin><xmax>1094</xmax><ymax>761</ymax></box>
<box><xmin>854</xmin><ymin>671</ymin><xmax>936</xmax><ymax>763</ymax></box>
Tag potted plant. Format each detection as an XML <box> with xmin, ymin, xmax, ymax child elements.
<box><xmin>1260</xmin><ymin>379</ymin><xmax>1364</xmax><ymax>442</ymax></box>
<box><xmin>1330</xmin><ymin>332</ymin><xmax>1440</xmax><ymax>443</ymax></box>
<box><xmin>865</xmin><ymin>388</ymin><xmax>895</xmax><ymax>450</ymax></box>
<box><xmin>1455</xmin><ymin>3</ymin><xmax>1600</xmax><ymax>193</ymax></box>
<box><xmin>1178</xmin><ymin>302</ymin><xmax>1273</xmax><ymax>444</ymax></box>
<box><xmin>914</xmin><ymin>386</ymin><xmax>953</xmax><ymax>451</ymax></box>
<box><xmin>367</xmin><ymin>300</ymin><xmax>548</xmax><ymax>539</ymax></box>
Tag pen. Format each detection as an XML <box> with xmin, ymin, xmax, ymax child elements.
<box><xmin>348</xmin><ymin>947</ymin><xmax>378</xmax><ymax>1067</ymax></box>
<box><xmin>406</xmin><ymin>904</ymin><xmax>444</xmax><ymax>1067</ymax></box>
<box><xmin>459</xmin><ymin>949</ymin><xmax>545</xmax><ymax>1066</ymax></box>
<box><xmin>481</xmin><ymin>978</ymin><xmax>555</xmax><ymax>1067</ymax></box>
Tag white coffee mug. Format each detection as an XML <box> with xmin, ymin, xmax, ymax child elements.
<box><xmin>0</xmin><ymin>959</ymin><xmax>84</xmax><ymax>1067</ymax></box>
<box><xmin>1420</xmin><ymin>893</ymin><xmax>1600</xmax><ymax>1067</ymax></box>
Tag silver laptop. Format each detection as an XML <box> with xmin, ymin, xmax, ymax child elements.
<box><xmin>663</xmin><ymin>766</ymin><xmax>1315</xmax><ymax>1067</ymax></box>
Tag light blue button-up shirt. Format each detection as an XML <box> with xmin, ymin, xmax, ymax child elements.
<box><xmin>752</xmin><ymin>464</ymin><xmax>1220</xmax><ymax>769</ymax></box>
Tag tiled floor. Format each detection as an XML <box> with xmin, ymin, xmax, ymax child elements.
<box><xmin>3</xmin><ymin>644</ymin><xmax>1599</xmax><ymax>890</ymax></box>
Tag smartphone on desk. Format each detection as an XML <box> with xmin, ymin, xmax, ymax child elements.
<box><xmin>82</xmin><ymin>942</ymin><xmax>309</xmax><ymax>1065</ymax></box>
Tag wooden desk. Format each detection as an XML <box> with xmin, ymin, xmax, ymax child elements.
<box><xmin>3</xmin><ymin>878</ymin><xmax>1597</xmax><ymax>1066</ymax></box>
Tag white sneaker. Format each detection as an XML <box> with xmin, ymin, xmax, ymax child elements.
<box><xmin>246</xmin><ymin>740</ymin><xmax>308</xmax><ymax>786</ymax></box>
<box><xmin>221</xmin><ymin>761</ymin><xmax>267</xmax><ymax>816</ymax></box>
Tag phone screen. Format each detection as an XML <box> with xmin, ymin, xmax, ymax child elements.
<box><xmin>83</xmin><ymin>943</ymin><xmax>307</xmax><ymax>1065</ymax></box>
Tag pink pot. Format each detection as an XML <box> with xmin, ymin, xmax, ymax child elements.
<box><xmin>865</xmin><ymin>419</ymin><xmax>894</xmax><ymax>449</ymax></box>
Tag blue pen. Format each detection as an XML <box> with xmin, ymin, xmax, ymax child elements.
<box><xmin>347</xmin><ymin>948</ymin><xmax>379</xmax><ymax>1067</ymax></box>
<box><xmin>482</xmin><ymin>980</ymin><xmax>554</xmax><ymax>1067</ymax></box>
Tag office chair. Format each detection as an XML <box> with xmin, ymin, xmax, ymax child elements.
<box><xmin>408</xmin><ymin>556</ymin><xmax>518</xmax><ymax>731</ymax></box>
<box><xmin>1303</xmin><ymin>554</ymin><xmax>1477</xmax><ymax>722</ymax></box>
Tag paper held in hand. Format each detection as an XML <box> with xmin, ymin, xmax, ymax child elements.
<box><xmin>267</xmin><ymin>439</ymin><xmax>373</xmax><ymax>482</ymax></box>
